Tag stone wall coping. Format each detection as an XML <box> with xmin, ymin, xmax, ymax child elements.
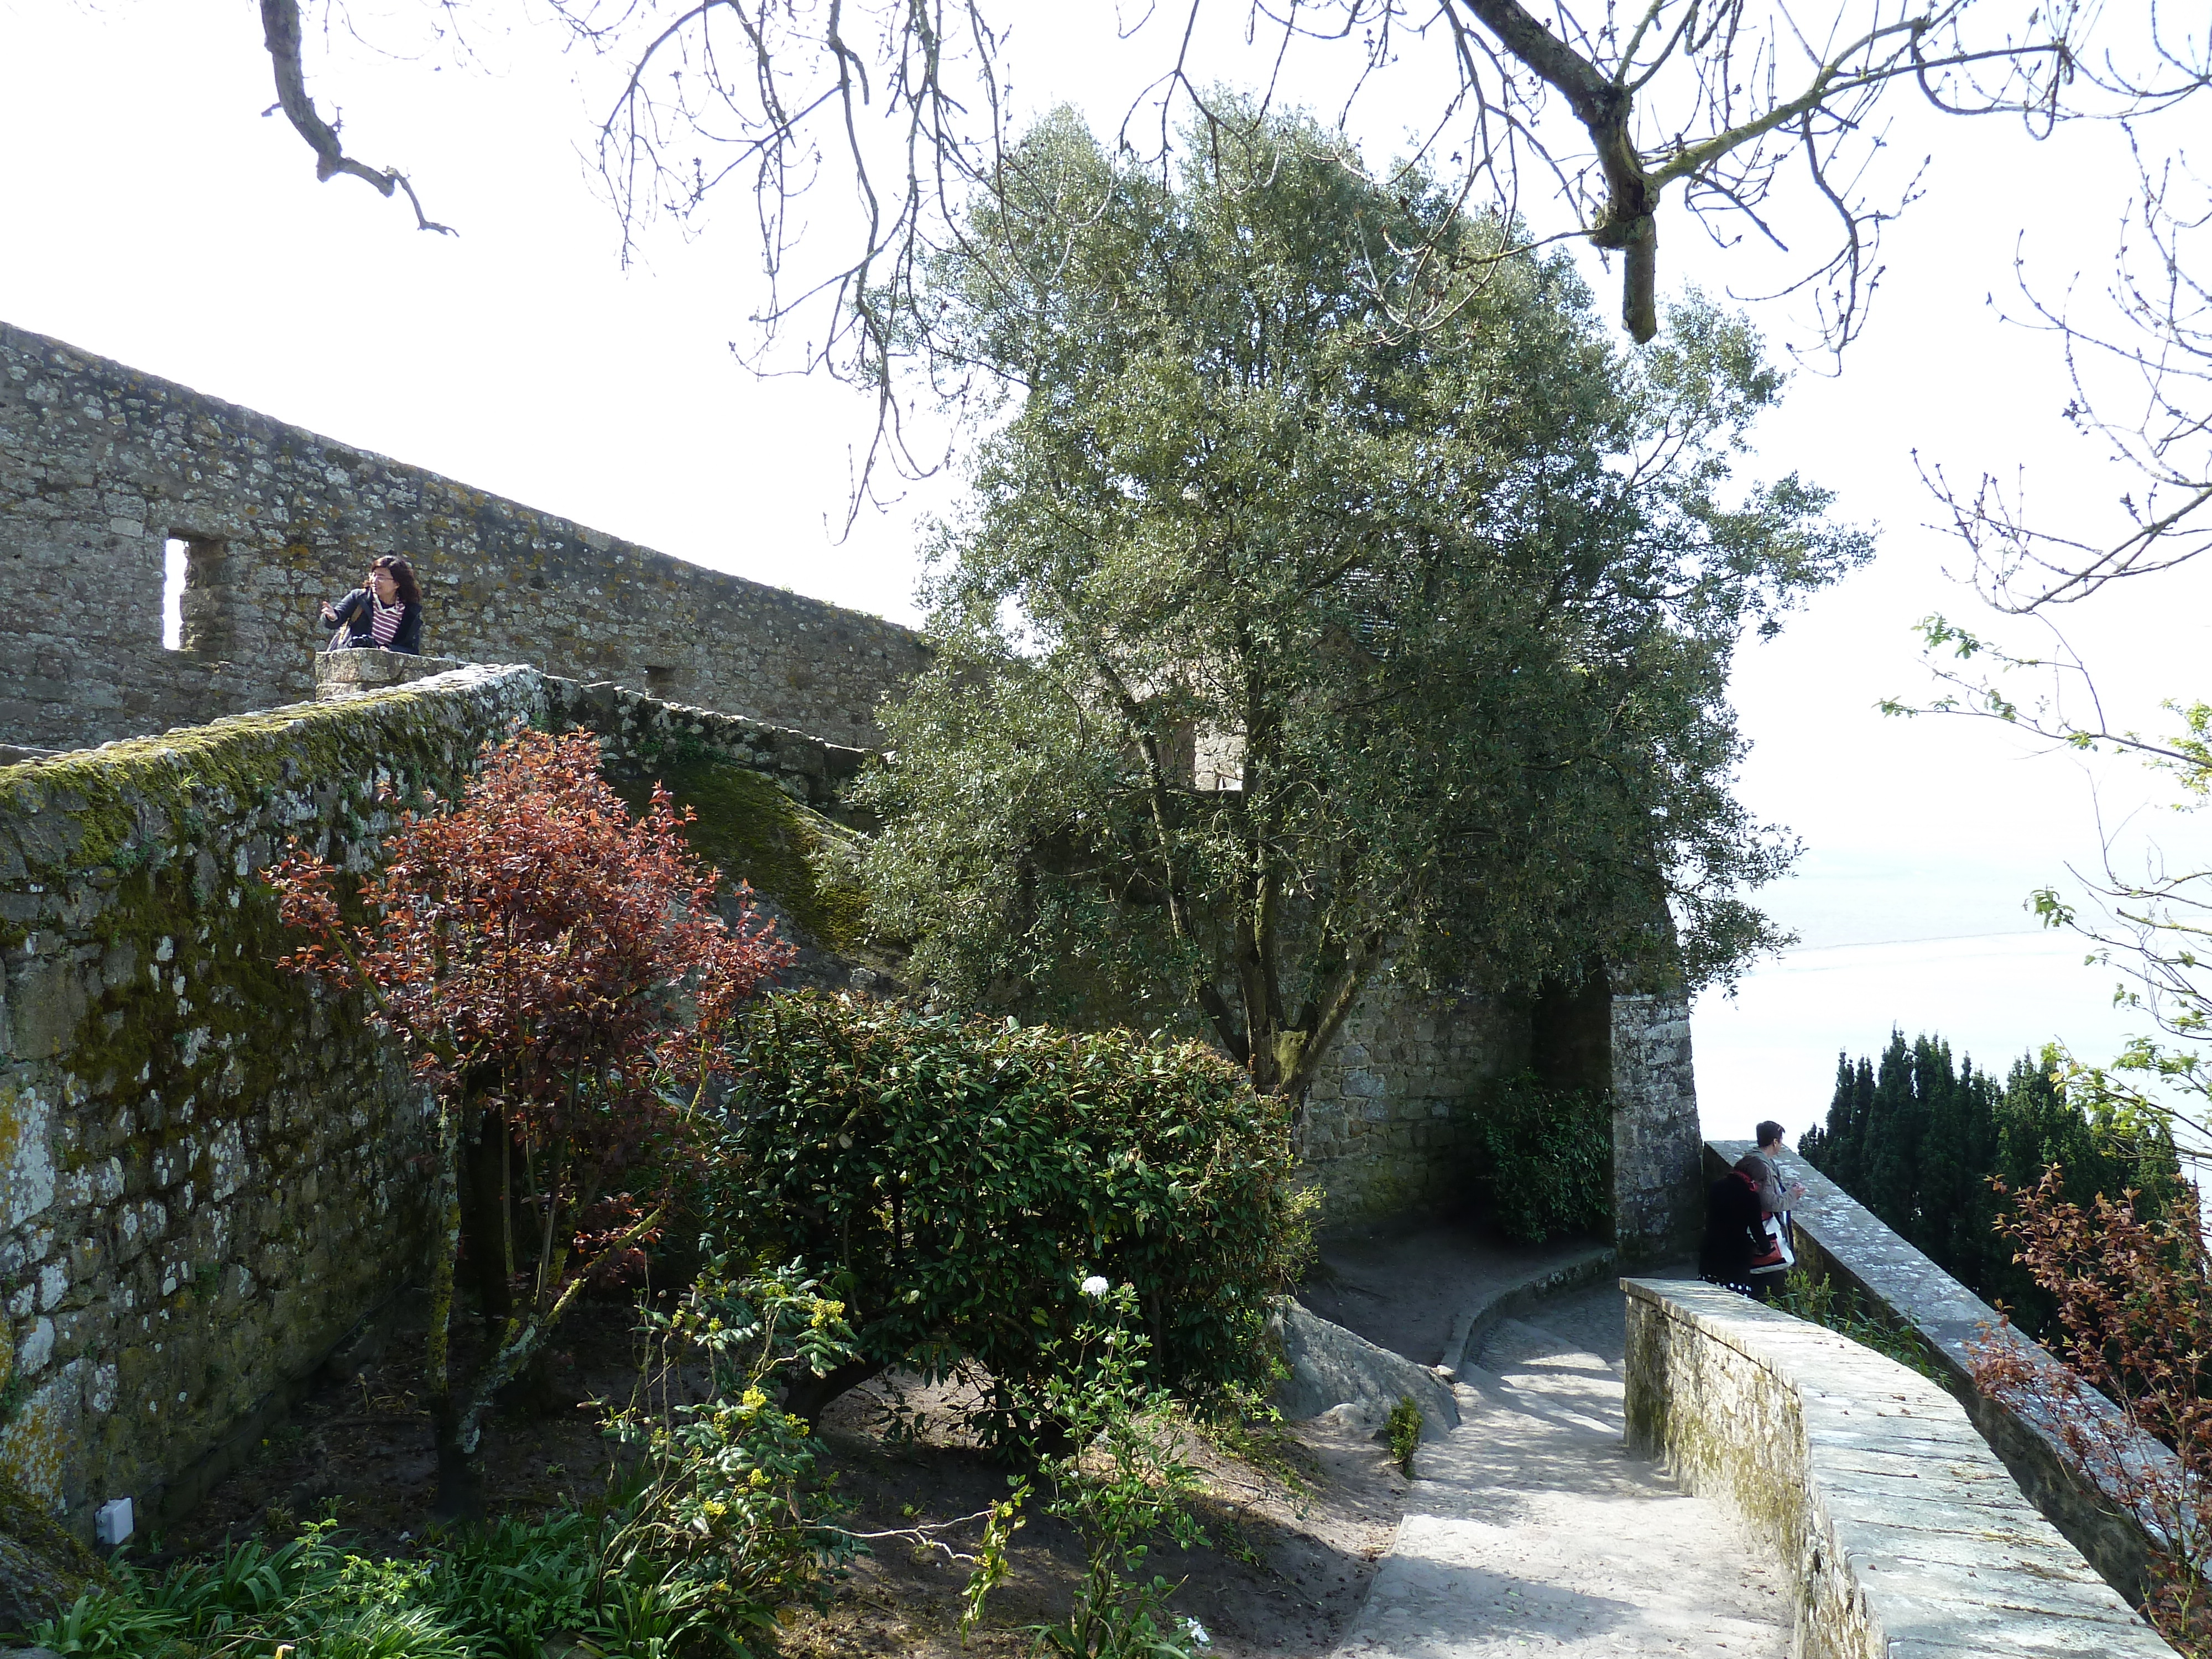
<box><xmin>1706</xmin><ymin>1137</ymin><xmax>2175</xmax><ymax>1603</ymax></box>
<box><xmin>1621</xmin><ymin>1275</ymin><xmax>2169</xmax><ymax>1658</ymax></box>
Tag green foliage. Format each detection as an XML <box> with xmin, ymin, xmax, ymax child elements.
<box><xmin>858</xmin><ymin>100</ymin><xmax>1867</xmax><ymax>1096</ymax></box>
<box><xmin>1799</xmin><ymin>1033</ymin><xmax>2185</xmax><ymax>1337</ymax></box>
<box><xmin>710</xmin><ymin>990</ymin><xmax>1301</xmax><ymax>1439</ymax></box>
<box><xmin>972</xmin><ymin>1281</ymin><xmax>1211</xmax><ymax>1659</ymax></box>
<box><xmin>35</xmin><ymin>1266</ymin><xmax>858</xmax><ymax>1659</ymax></box>
<box><xmin>1466</xmin><ymin>1071</ymin><xmax>1613</xmax><ymax>1244</ymax></box>
<box><xmin>602</xmin><ymin>1256</ymin><xmax>863</xmax><ymax>1629</ymax></box>
<box><xmin>1773</xmin><ymin>1266</ymin><xmax>1943</xmax><ymax>1382</ymax></box>
<box><xmin>1385</xmin><ymin>1397</ymin><xmax>1422</xmax><ymax>1479</ymax></box>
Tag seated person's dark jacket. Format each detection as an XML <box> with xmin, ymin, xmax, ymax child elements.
<box><xmin>325</xmin><ymin>588</ymin><xmax>424</xmax><ymax>655</ymax></box>
<box><xmin>1699</xmin><ymin>1170</ymin><xmax>1768</xmax><ymax>1287</ymax></box>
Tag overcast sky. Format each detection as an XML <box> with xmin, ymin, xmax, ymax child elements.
<box><xmin>4</xmin><ymin>1</ymin><xmax>2206</xmax><ymax>1142</ymax></box>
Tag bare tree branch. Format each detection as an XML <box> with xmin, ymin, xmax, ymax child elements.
<box><xmin>259</xmin><ymin>0</ymin><xmax>455</xmax><ymax>235</ymax></box>
<box><xmin>1929</xmin><ymin>123</ymin><xmax>2212</xmax><ymax>612</ymax></box>
<box><xmin>242</xmin><ymin>2</ymin><xmax>2209</xmax><ymax>495</ymax></box>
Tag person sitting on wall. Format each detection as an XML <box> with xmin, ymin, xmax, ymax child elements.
<box><xmin>1736</xmin><ymin>1120</ymin><xmax>1806</xmax><ymax>1297</ymax></box>
<box><xmin>320</xmin><ymin>555</ymin><xmax>423</xmax><ymax>654</ymax></box>
<box><xmin>1699</xmin><ymin>1163</ymin><xmax>1776</xmax><ymax>1302</ymax></box>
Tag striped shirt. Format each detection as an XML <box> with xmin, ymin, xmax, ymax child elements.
<box><xmin>369</xmin><ymin>597</ymin><xmax>405</xmax><ymax>648</ymax></box>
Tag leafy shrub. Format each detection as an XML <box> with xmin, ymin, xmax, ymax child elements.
<box><xmin>966</xmin><ymin>1279</ymin><xmax>1211</xmax><ymax>1659</ymax></box>
<box><xmin>1971</xmin><ymin>1169</ymin><xmax>2212</xmax><ymax>1655</ymax></box>
<box><xmin>1465</xmin><ymin>1071</ymin><xmax>1612</xmax><ymax>1243</ymax></box>
<box><xmin>709</xmin><ymin>992</ymin><xmax>1302</xmax><ymax>1439</ymax></box>
<box><xmin>1385</xmin><ymin>1397</ymin><xmax>1422</xmax><ymax>1479</ymax></box>
<box><xmin>35</xmin><ymin>1262</ymin><xmax>859</xmax><ymax>1659</ymax></box>
<box><xmin>272</xmin><ymin>727</ymin><xmax>791</xmax><ymax>1517</ymax></box>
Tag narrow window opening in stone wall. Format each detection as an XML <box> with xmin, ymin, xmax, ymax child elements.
<box><xmin>165</xmin><ymin>535</ymin><xmax>231</xmax><ymax>657</ymax></box>
<box><xmin>161</xmin><ymin>538</ymin><xmax>187</xmax><ymax>650</ymax></box>
<box><xmin>645</xmin><ymin>666</ymin><xmax>677</xmax><ymax>697</ymax></box>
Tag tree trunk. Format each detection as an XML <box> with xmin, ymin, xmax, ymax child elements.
<box><xmin>779</xmin><ymin>1358</ymin><xmax>886</xmax><ymax>1431</ymax></box>
<box><xmin>431</xmin><ymin>1397</ymin><xmax>486</xmax><ymax>1524</ymax></box>
<box><xmin>461</xmin><ymin>1108</ymin><xmax>514</xmax><ymax>1332</ymax></box>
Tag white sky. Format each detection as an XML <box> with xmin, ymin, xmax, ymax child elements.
<box><xmin>3</xmin><ymin>1</ymin><xmax>2206</xmax><ymax>1144</ymax></box>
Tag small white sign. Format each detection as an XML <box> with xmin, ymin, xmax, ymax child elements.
<box><xmin>94</xmin><ymin>1496</ymin><xmax>133</xmax><ymax>1548</ymax></box>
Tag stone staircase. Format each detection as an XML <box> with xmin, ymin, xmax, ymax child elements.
<box><xmin>1333</xmin><ymin>1279</ymin><xmax>1793</xmax><ymax>1658</ymax></box>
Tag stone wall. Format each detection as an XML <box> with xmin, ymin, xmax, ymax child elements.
<box><xmin>0</xmin><ymin>321</ymin><xmax>929</xmax><ymax>754</ymax></box>
<box><xmin>0</xmin><ymin>664</ymin><xmax>868</xmax><ymax>1535</ymax></box>
<box><xmin>1296</xmin><ymin>977</ymin><xmax>1527</xmax><ymax>1227</ymax></box>
<box><xmin>1622</xmin><ymin>1275</ymin><xmax>2167</xmax><ymax>1658</ymax></box>
<box><xmin>1298</xmin><ymin>974</ymin><xmax>1704</xmax><ymax>1253</ymax></box>
<box><xmin>1610</xmin><ymin>993</ymin><xmax>1701</xmax><ymax>1262</ymax></box>
<box><xmin>1704</xmin><ymin>1138</ymin><xmax>2170</xmax><ymax>1606</ymax></box>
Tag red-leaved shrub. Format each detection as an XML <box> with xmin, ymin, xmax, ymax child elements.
<box><xmin>1970</xmin><ymin>1167</ymin><xmax>2212</xmax><ymax>1648</ymax></box>
<box><xmin>272</xmin><ymin>726</ymin><xmax>792</xmax><ymax>1516</ymax></box>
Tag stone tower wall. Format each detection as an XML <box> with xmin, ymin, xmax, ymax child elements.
<box><xmin>0</xmin><ymin>321</ymin><xmax>927</xmax><ymax>753</ymax></box>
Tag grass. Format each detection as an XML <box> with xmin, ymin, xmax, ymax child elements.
<box><xmin>1773</xmin><ymin>1267</ymin><xmax>1947</xmax><ymax>1382</ymax></box>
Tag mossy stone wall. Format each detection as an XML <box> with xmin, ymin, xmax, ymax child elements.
<box><xmin>0</xmin><ymin>664</ymin><xmax>864</xmax><ymax>1536</ymax></box>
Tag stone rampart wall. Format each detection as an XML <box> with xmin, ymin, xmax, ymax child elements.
<box><xmin>1296</xmin><ymin>978</ymin><xmax>1526</xmax><ymax>1227</ymax></box>
<box><xmin>0</xmin><ymin>664</ymin><xmax>863</xmax><ymax>1535</ymax></box>
<box><xmin>1704</xmin><ymin>1139</ymin><xmax>2169</xmax><ymax>1606</ymax></box>
<box><xmin>0</xmin><ymin>321</ymin><xmax>929</xmax><ymax>754</ymax></box>
<box><xmin>1622</xmin><ymin>1275</ymin><xmax>2167</xmax><ymax>1658</ymax></box>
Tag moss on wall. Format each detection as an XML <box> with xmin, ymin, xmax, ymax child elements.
<box><xmin>611</xmin><ymin>750</ymin><xmax>867</xmax><ymax>951</ymax></box>
<box><xmin>0</xmin><ymin>667</ymin><xmax>546</xmax><ymax>1528</ymax></box>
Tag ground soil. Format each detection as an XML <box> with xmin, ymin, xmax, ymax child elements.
<box><xmin>162</xmin><ymin>1278</ymin><xmax>1415</xmax><ymax>1659</ymax></box>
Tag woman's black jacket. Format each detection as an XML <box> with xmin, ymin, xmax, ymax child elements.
<box><xmin>1699</xmin><ymin>1170</ymin><xmax>1768</xmax><ymax>1287</ymax></box>
<box><xmin>325</xmin><ymin>588</ymin><xmax>423</xmax><ymax>655</ymax></box>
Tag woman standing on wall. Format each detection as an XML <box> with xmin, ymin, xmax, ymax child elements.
<box><xmin>321</xmin><ymin>555</ymin><xmax>424</xmax><ymax>654</ymax></box>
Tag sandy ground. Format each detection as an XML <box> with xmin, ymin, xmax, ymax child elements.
<box><xmin>783</xmin><ymin>1373</ymin><xmax>1407</xmax><ymax>1659</ymax></box>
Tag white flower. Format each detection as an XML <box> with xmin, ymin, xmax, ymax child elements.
<box><xmin>1178</xmin><ymin>1617</ymin><xmax>1213</xmax><ymax>1648</ymax></box>
<box><xmin>1081</xmin><ymin>1275</ymin><xmax>1111</xmax><ymax>1298</ymax></box>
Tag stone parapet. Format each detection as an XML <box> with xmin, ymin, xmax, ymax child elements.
<box><xmin>0</xmin><ymin>320</ymin><xmax>928</xmax><ymax>754</ymax></box>
<box><xmin>1705</xmin><ymin>1139</ymin><xmax>2169</xmax><ymax>1605</ymax></box>
<box><xmin>312</xmin><ymin>650</ymin><xmax>475</xmax><ymax>699</ymax></box>
<box><xmin>1623</xmin><ymin>1275</ymin><xmax>2168</xmax><ymax>1658</ymax></box>
<box><xmin>0</xmin><ymin>663</ymin><xmax>868</xmax><ymax>1536</ymax></box>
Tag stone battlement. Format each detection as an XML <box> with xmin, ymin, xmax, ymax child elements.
<box><xmin>1624</xmin><ymin>1276</ymin><xmax>2168</xmax><ymax>1657</ymax></box>
<box><xmin>0</xmin><ymin>320</ymin><xmax>929</xmax><ymax>753</ymax></box>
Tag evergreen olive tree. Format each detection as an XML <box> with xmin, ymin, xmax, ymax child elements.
<box><xmin>856</xmin><ymin>105</ymin><xmax>1867</xmax><ymax>1099</ymax></box>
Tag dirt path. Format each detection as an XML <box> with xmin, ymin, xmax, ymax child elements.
<box><xmin>1296</xmin><ymin>1225</ymin><xmax>1603</xmax><ymax>1367</ymax></box>
<box><xmin>1333</xmin><ymin>1277</ymin><xmax>1793</xmax><ymax>1658</ymax></box>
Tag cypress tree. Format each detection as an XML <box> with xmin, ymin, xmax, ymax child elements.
<box><xmin>1800</xmin><ymin>1033</ymin><xmax>2187</xmax><ymax>1338</ymax></box>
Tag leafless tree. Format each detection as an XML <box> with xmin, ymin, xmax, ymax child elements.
<box><xmin>1928</xmin><ymin>131</ymin><xmax>2212</xmax><ymax>616</ymax></box>
<box><xmin>1902</xmin><ymin>40</ymin><xmax>2212</xmax><ymax>1143</ymax></box>
<box><xmin>258</xmin><ymin>3</ymin><xmax>2205</xmax><ymax>415</ymax></box>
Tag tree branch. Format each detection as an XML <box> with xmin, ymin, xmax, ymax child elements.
<box><xmin>259</xmin><ymin>0</ymin><xmax>454</xmax><ymax>235</ymax></box>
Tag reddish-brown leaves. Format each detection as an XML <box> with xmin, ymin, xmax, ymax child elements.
<box><xmin>270</xmin><ymin>726</ymin><xmax>794</xmax><ymax>1205</ymax></box>
<box><xmin>1970</xmin><ymin>1167</ymin><xmax>2212</xmax><ymax>1647</ymax></box>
